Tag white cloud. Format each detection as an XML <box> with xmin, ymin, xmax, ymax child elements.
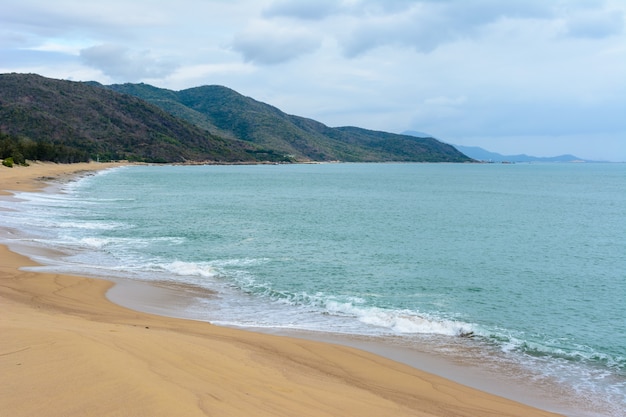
<box><xmin>80</xmin><ymin>44</ymin><xmax>178</xmax><ymax>81</ymax></box>
<box><xmin>26</xmin><ymin>38</ymin><xmax>91</xmax><ymax>55</ymax></box>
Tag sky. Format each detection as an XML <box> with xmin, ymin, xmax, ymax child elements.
<box><xmin>1</xmin><ymin>0</ymin><xmax>625</xmax><ymax>161</ymax></box>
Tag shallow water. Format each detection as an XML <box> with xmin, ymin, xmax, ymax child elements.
<box><xmin>1</xmin><ymin>162</ymin><xmax>624</xmax><ymax>416</ymax></box>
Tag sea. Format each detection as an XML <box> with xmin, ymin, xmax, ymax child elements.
<box><xmin>1</xmin><ymin>162</ymin><xmax>624</xmax><ymax>416</ymax></box>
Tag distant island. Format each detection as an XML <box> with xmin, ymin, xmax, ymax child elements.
<box><xmin>403</xmin><ymin>131</ymin><xmax>595</xmax><ymax>163</ymax></box>
<box><xmin>0</xmin><ymin>73</ymin><xmax>471</xmax><ymax>165</ymax></box>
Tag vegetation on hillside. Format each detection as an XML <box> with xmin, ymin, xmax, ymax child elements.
<box><xmin>106</xmin><ymin>82</ymin><xmax>472</xmax><ymax>163</ymax></box>
<box><xmin>1</xmin><ymin>73</ymin><xmax>472</xmax><ymax>164</ymax></box>
<box><xmin>1</xmin><ymin>131</ymin><xmax>89</xmax><ymax>164</ymax></box>
<box><xmin>0</xmin><ymin>74</ymin><xmax>290</xmax><ymax>164</ymax></box>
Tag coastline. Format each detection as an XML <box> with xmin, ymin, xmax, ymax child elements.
<box><xmin>0</xmin><ymin>162</ymin><xmax>564</xmax><ymax>416</ymax></box>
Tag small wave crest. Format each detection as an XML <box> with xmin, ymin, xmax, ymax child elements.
<box><xmin>40</xmin><ymin>235</ymin><xmax>186</xmax><ymax>250</ymax></box>
<box><xmin>159</xmin><ymin>260</ymin><xmax>217</xmax><ymax>278</ymax></box>
<box><xmin>324</xmin><ymin>301</ymin><xmax>473</xmax><ymax>336</ymax></box>
<box><xmin>58</xmin><ymin>221</ymin><xmax>127</xmax><ymax>231</ymax></box>
<box><xmin>355</xmin><ymin>308</ymin><xmax>472</xmax><ymax>336</ymax></box>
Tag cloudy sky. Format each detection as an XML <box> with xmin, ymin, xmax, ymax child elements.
<box><xmin>2</xmin><ymin>0</ymin><xmax>625</xmax><ymax>161</ymax></box>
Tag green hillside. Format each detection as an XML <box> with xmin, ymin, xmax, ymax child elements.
<box><xmin>1</xmin><ymin>73</ymin><xmax>472</xmax><ymax>164</ymax></box>
<box><xmin>0</xmin><ymin>74</ymin><xmax>283</xmax><ymax>163</ymax></box>
<box><xmin>105</xmin><ymin>83</ymin><xmax>472</xmax><ymax>162</ymax></box>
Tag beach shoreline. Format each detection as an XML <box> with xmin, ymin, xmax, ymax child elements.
<box><xmin>0</xmin><ymin>162</ymin><xmax>565</xmax><ymax>416</ymax></box>
<box><xmin>106</xmin><ymin>276</ymin><xmax>589</xmax><ymax>417</ymax></box>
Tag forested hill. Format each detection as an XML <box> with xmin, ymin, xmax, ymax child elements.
<box><xmin>104</xmin><ymin>82</ymin><xmax>471</xmax><ymax>162</ymax></box>
<box><xmin>0</xmin><ymin>74</ymin><xmax>277</xmax><ymax>163</ymax></box>
<box><xmin>1</xmin><ymin>73</ymin><xmax>472</xmax><ymax>164</ymax></box>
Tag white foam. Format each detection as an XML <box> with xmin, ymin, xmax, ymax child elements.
<box><xmin>217</xmin><ymin>277</ymin><xmax>475</xmax><ymax>337</ymax></box>
<box><xmin>333</xmin><ymin>304</ymin><xmax>471</xmax><ymax>336</ymax></box>
<box><xmin>161</xmin><ymin>260</ymin><xmax>217</xmax><ymax>278</ymax></box>
<box><xmin>57</xmin><ymin>221</ymin><xmax>126</xmax><ymax>230</ymax></box>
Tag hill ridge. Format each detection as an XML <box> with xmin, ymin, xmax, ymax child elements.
<box><xmin>1</xmin><ymin>73</ymin><xmax>472</xmax><ymax>164</ymax></box>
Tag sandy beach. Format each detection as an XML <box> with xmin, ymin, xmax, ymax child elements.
<box><xmin>0</xmin><ymin>162</ymin><xmax>563</xmax><ymax>417</ymax></box>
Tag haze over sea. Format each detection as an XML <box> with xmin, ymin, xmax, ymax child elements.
<box><xmin>1</xmin><ymin>163</ymin><xmax>624</xmax><ymax>416</ymax></box>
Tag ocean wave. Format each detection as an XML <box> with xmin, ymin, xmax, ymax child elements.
<box><xmin>354</xmin><ymin>308</ymin><xmax>473</xmax><ymax>336</ymax></box>
<box><xmin>98</xmin><ymin>236</ymin><xmax>183</xmax><ymax>248</ymax></box>
<box><xmin>218</xmin><ymin>276</ymin><xmax>474</xmax><ymax>337</ymax></box>
<box><xmin>158</xmin><ymin>260</ymin><xmax>217</xmax><ymax>278</ymax></box>
<box><xmin>481</xmin><ymin>329</ymin><xmax>626</xmax><ymax>375</ymax></box>
<box><xmin>56</xmin><ymin>221</ymin><xmax>128</xmax><ymax>230</ymax></box>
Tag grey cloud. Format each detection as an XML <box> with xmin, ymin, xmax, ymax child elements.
<box><xmin>232</xmin><ymin>30</ymin><xmax>321</xmax><ymax>65</ymax></box>
<box><xmin>340</xmin><ymin>1</ymin><xmax>557</xmax><ymax>56</ymax></box>
<box><xmin>343</xmin><ymin>10</ymin><xmax>458</xmax><ymax>56</ymax></box>
<box><xmin>565</xmin><ymin>10</ymin><xmax>624</xmax><ymax>38</ymax></box>
<box><xmin>353</xmin><ymin>0</ymin><xmax>553</xmax><ymax>16</ymax></box>
<box><xmin>441</xmin><ymin>0</ymin><xmax>555</xmax><ymax>24</ymax></box>
<box><xmin>1</xmin><ymin>2</ymin><xmax>151</xmax><ymax>43</ymax></box>
<box><xmin>80</xmin><ymin>44</ymin><xmax>178</xmax><ymax>81</ymax></box>
<box><xmin>0</xmin><ymin>30</ymin><xmax>31</xmax><ymax>49</ymax></box>
<box><xmin>263</xmin><ymin>0</ymin><xmax>341</xmax><ymax>20</ymax></box>
<box><xmin>262</xmin><ymin>0</ymin><xmax>417</xmax><ymax>20</ymax></box>
<box><xmin>262</xmin><ymin>0</ymin><xmax>425</xmax><ymax>21</ymax></box>
<box><xmin>354</xmin><ymin>0</ymin><xmax>422</xmax><ymax>14</ymax></box>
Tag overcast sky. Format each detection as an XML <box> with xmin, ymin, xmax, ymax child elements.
<box><xmin>2</xmin><ymin>0</ymin><xmax>625</xmax><ymax>161</ymax></box>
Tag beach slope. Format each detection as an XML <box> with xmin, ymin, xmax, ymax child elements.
<box><xmin>0</xmin><ymin>163</ymin><xmax>562</xmax><ymax>417</ymax></box>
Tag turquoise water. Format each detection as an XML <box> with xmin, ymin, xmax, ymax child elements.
<box><xmin>2</xmin><ymin>163</ymin><xmax>624</xmax><ymax>416</ymax></box>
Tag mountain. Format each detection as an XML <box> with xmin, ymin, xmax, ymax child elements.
<box><xmin>452</xmin><ymin>145</ymin><xmax>590</xmax><ymax>163</ymax></box>
<box><xmin>0</xmin><ymin>73</ymin><xmax>472</xmax><ymax>164</ymax></box>
<box><xmin>101</xmin><ymin>83</ymin><xmax>472</xmax><ymax>163</ymax></box>
<box><xmin>0</xmin><ymin>73</ymin><xmax>273</xmax><ymax>163</ymax></box>
<box><xmin>401</xmin><ymin>131</ymin><xmax>593</xmax><ymax>163</ymax></box>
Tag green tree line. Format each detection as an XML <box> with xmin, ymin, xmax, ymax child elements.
<box><xmin>0</xmin><ymin>132</ymin><xmax>90</xmax><ymax>165</ymax></box>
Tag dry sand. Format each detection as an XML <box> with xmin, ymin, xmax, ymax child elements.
<box><xmin>0</xmin><ymin>162</ymin><xmax>563</xmax><ymax>416</ymax></box>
